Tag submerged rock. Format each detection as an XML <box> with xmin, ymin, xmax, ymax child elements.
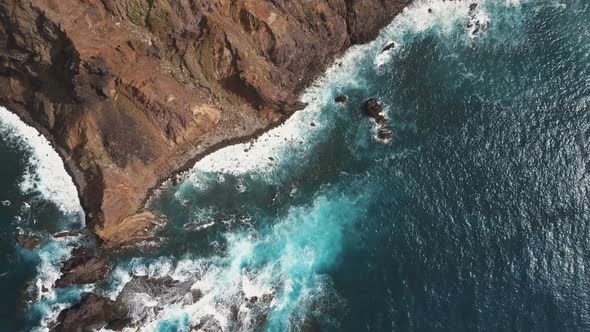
<box><xmin>16</xmin><ymin>234</ymin><xmax>42</xmax><ymax>250</ymax></box>
<box><xmin>55</xmin><ymin>249</ymin><xmax>111</xmax><ymax>288</ymax></box>
<box><xmin>467</xmin><ymin>3</ymin><xmax>490</xmax><ymax>38</ymax></box>
<box><xmin>378</xmin><ymin>128</ymin><xmax>394</xmax><ymax>141</ymax></box>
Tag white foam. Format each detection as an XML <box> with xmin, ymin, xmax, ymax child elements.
<box><xmin>0</xmin><ymin>107</ymin><xmax>84</xmax><ymax>219</ymax></box>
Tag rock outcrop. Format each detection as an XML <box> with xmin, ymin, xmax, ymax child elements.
<box><xmin>55</xmin><ymin>248</ymin><xmax>111</xmax><ymax>288</ymax></box>
<box><xmin>364</xmin><ymin>98</ymin><xmax>394</xmax><ymax>141</ymax></box>
<box><xmin>0</xmin><ymin>0</ymin><xmax>410</xmax><ymax>249</ymax></box>
<box><xmin>52</xmin><ymin>293</ymin><xmax>123</xmax><ymax>332</ymax></box>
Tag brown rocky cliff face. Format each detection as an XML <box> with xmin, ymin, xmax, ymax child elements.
<box><xmin>0</xmin><ymin>0</ymin><xmax>409</xmax><ymax>249</ymax></box>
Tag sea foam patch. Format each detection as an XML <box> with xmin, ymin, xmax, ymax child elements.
<box><xmin>0</xmin><ymin>107</ymin><xmax>84</xmax><ymax>218</ymax></box>
<box><xmin>104</xmin><ymin>192</ymin><xmax>361</xmax><ymax>331</ymax></box>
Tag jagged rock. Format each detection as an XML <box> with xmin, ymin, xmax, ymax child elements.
<box><xmin>52</xmin><ymin>293</ymin><xmax>122</xmax><ymax>332</ymax></box>
<box><xmin>55</xmin><ymin>249</ymin><xmax>111</xmax><ymax>288</ymax></box>
<box><xmin>335</xmin><ymin>95</ymin><xmax>348</xmax><ymax>104</ymax></box>
<box><xmin>364</xmin><ymin>98</ymin><xmax>384</xmax><ymax>119</ymax></box>
<box><xmin>16</xmin><ymin>234</ymin><xmax>42</xmax><ymax>249</ymax></box>
<box><xmin>115</xmin><ymin>276</ymin><xmax>194</xmax><ymax>323</ymax></box>
<box><xmin>364</xmin><ymin>98</ymin><xmax>395</xmax><ymax>142</ymax></box>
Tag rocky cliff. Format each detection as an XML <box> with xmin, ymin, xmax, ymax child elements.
<box><xmin>0</xmin><ymin>0</ymin><xmax>409</xmax><ymax>249</ymax></box>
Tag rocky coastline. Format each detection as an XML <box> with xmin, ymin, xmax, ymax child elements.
<box><xmin>1</xmin><ymin>0</ymin><xmax>410</xmax><ymax>250</ymax></box>
<box><xmin>1</xmin><ymin>0</ymin><xmax>410</xmax><ymax>329</ymax></box>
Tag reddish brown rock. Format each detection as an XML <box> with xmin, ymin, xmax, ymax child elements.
<box><xmin>0</xmin><ymin>0</ymin><xmax>410</xmax><ymax>249</ymax></box>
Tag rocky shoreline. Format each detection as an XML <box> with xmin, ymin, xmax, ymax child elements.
<box><xmin>1</xmin><ymin>0</ymin><xmax>411</xmax><ymax>329</ymax></box>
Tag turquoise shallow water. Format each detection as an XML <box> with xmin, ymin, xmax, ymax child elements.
<box><xmin>1</xmin><ymin>0</ymin><xmax>590</xmax><ymax>331</ymax></box>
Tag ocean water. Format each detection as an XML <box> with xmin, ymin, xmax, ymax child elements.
<box><xmin>1</xmin><ymin>0</ymin><xmax>589</xmax><ymax>331</ymax></box>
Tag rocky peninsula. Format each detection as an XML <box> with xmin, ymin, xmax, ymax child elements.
<box><xmin>0</xmin><ymin>0</ymin><xmax>409</xmax><ymax>249</ymax></box>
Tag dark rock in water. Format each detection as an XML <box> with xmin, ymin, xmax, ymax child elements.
<box><xmin>52</xmin><ymin>293</ymin><xmax>122</xmax><ymax>332</ymax></box>
<box><xmin>115</xmin><ymin>276</ymin><xmax>194</xmax><ymax>323</ymax></box>
<box><xmin>378</xmin><ymin>128</ymin><xmax>394</xmax><ymax>141</ymax></box>
<box><xmin>53</xmin><ymin>231</ymin><xmax>80</xmax><ymax>239</ymax></box>
<box><xmin>364</xmin><ymin>98</ymin><xmax>395</xmax><ymax>142</ymax></box>
<box><xmin>428</xmin><ymin>8</ymin><xmax>433</xmax><ymax>13</ymax></box>
<box><xmin>335</xmin><ymin>95</ymin><xmax>348</xmax><ymax>104</ymax></box>
<box><xmin>55</xmin><ymin>249</ymin><xmax>111</xmax><ymax>288</ymax></box>
<box><xmin>105</xmin><ymin>318</ymin><xmax>135</xmax><ymax>331</ymax></box>
<box><xmin>16</xmin><ymin>234</ymin><xmax>42</xmax><ymax>249</ymax></box>
<box><xmin>382</xmin><ymin>42</ymin><xmax>396</xmax><ymax>52</ymax></box>
<box><xmin>467</xmin><ymin>3</ymin><xmax>489</xmax><ymax>38</ymax></box>
<box><xmin>310</xmin><ymin>122</ymin><xmax>316</xmax><ymax>127</ymax></box>
<box><xmin>375</xmin><ymin>115</ymin><xmax>388</xmax><ymax>126</ymax></box>
<box><xmin>364</xmin><ymin>98</ymin><xmax>384</xmax><ymax>119</ymax></box>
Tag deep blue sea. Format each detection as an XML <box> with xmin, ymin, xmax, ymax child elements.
<box><xmin>1</xmin><ymin>0</ymin><xmax>589</xmax><ymax>331</ymax></box>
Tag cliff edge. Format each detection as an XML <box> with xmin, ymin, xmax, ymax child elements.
<box><xmin>0</xmin><ymin>0</ymin><xmax>409</xmax><ymax>249</ymax></box>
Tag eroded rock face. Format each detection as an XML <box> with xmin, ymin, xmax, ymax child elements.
<box><xmin>55</xmin><ymin>249</ymin><xmax>111</xmax><ymax>288</ymax></box>
<box><xmin>114</xmin><ymin>276</ymin><xmax>195</xmax><ymax>325</ymax></box>
<box><xmin>0</xmin><ymin>0</ymin><xmax>410</xmax><ymax>249</ymax></box>
<box><xmin>52</xmin><ymin>293</ymin><xmax>121</xmax><ymax>332</ymax></box>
